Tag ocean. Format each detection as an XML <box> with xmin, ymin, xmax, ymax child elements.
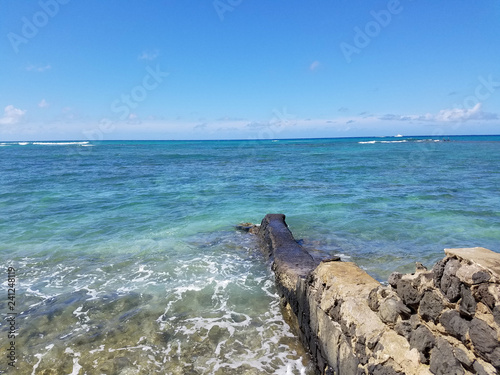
<box><xmin>1</xmin><ymin>135</ymin><xmax>499</xmax><ymax>374</ymax></box>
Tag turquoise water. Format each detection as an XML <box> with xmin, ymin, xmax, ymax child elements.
<box><xmin>1</xmin><ymin>136</ymin><xmax>499</xmax><ymax>373</ymax></box>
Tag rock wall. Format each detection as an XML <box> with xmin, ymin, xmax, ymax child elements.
<box><xmin>256</xmin><ymin>214</ymin><xmax>500</xmax><ymax>375</ymax></box>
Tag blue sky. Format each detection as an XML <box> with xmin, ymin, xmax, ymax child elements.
<box><xmin>1</xmin><ymin>0</ymin><xmax>499</xmax><ymax>140</ymax></box>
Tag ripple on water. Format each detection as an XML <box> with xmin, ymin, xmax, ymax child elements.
<box><xmin>7</xmin><ymin>232</ymin><xmax>314</xmax><ymax>374</ymax></box>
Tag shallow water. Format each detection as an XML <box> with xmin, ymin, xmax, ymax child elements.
<box><xmin>1</xmin><ymin>136</ymin><xmax>499</xmax><ymax>373</ymax></box>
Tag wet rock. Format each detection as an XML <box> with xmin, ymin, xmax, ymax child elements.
<box><xmin>429</xmin><ymin>338</ymin><xmax>464</xmax><ymax>375</ymax></box>
<box><xmin>248</xmin><ymin>226</ymin><xmax>260</xmax><ymax>234</ymax></box>
<box><xmin>235</xmin><ymin>222</ymin><xmax>258</xmax><ymax>233</ymax></box>
<box><xmin>469</xmin><ymin>318</ymin><xmax>498</xmax><ymax>358</ymax></box>
<box><xmin>459</xmin><ymin>285</ymin><xmax>476</xmax><ymax>318</ymax></box>
<box><xmin>258</xmin><ymin>214</ymin><xmax>318</xmax><ymax>292</ymax></box>
<box><xmin>439</xmin><ymin>310</ymin><xmax>469</xmax><ymax>341</ymax></box>
<box><xmin>409</xmin><ymin>325</ymin><xmax>435</xmax><ymax>364</ymax></box>
<box><xmin>388</xmin><ymin>272</ymin><xmax>402</xmax><ymax>288</ymax></box>
<box><xmin>396</xmin><ymin>279</ymin><xmax>421</xmax><ymax>307</ymax></box>
<box><xmin>208</xmin><ymin>325</ymin><xmax>229</xmax><ymax>345</ymax></box>
<box><xmin>419</xmin><ymin>290</ymin><xmax>444</xmax><ymax>322</ymax></box>
<box><xmin>114</xmin><ymin>356</ymin><xmax>132</xmax><ymax>371</ymax></box>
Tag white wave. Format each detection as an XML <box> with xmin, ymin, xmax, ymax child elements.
<box><xmin>131</xmin><ymin>265</ymin><xmax>154</xmax><ymax>282</ymax></box>
<box><xmin>358</xmin><ymin>141</ymin><xmax>376</xmax><ymax>144</ymax></box>
<box><xmin>18</xmin><ymin>142</ymin><xmax>29</xmax><ymax>145</ymax></box>
<box><xmin>89</xmin><ymin>345</ymin><xmax>105</xmax><ymax>354</ymax></box>
<box><xmin>82</xmin><ymin>287</ymin><xmax>99</xmax><ymax>301</ymax></box>
<box><xmin>73</xmin><ymin>306</ymin><xmax>90</xmax><ymax>322</ymax></box>
<box><xmin>31</xmin><ymin>344</ymin><xmax>54</xmax><ymax>375</ymax></box>
<box><xmin>380</xmin><ymin>140</ymin><xmax>407</xmax><ymax>143</ymax></box>
<box><xmin>26</xmin><ymin>286</ymin><xmax>60</xmax><ymax>300</ymax></box>
<box><xmin>64</xmin><ymin>348</ymin><xmax>83</xmax><ymax>375</ymax></box>
<box><xmin>334</xmin><ymin>253</ymin><xmax>351</xmax><ymax>260</ymax></box>
<box><xmin>32</xmin><ymin>141</ymin><xmax>90</xmax><ymax>145</ymax></box>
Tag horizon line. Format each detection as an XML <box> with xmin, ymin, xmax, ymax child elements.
<box><xmin>2</xmin><ymin>134</ymin><xmax>500</xmax><ymax>143</ymax></box>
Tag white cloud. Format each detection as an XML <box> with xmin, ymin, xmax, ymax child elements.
<box><xmin>126</xmin><ymin>113</ymin><xmax>141</xmax><ymax>124</ymax></box>
<box><xmin>379</xmin><ymin>103</ymin><xmax>497</xmax><ymax>123</ymax></box>
<box><xmin>309</xmin><ymin>61</ymin><xmax>321</xmax><ymax>71</ymax></box>
<box><xmin>435</xmin><ymin>103</ymin><xmax>497</xmax><ymax>122</ymax></box>
<box><xmin>0</xmin><ymin>105</ymin><xmax>26</xmax><ymax>125</ymax></box>
<box><xmin>26</xmin><ymin>64</ymin><xmax>51</xmax><ymax>72</ymax></box>
<box><xmin>138</xmin><ymin>50</ymin><xmax>159</xmax><ymax>61</ymax></box>
<box><xmin>38</xmin><ymin>99</ymin><xmax>49</xmax><ymax>108</ymax></box>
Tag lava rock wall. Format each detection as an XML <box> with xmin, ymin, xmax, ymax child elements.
<box><xmin>257</xmin><ymin>214</ymin><xmax>500</xmax><ymax>375</ymax></box>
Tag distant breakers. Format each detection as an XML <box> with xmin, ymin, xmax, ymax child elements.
<box><xmin>340</xmin><ymin>0</ymin><xmax>406</xmax><ymax>63</ymax></box>
<box><xmin>7</xmin><ymin>0</ymin><xmax>71</xmax><ymax>54</ymax></box>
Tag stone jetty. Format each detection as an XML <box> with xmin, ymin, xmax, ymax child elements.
<box><xmin>253</xmin><ymin>214</ymin><xmax>500</xmax><ymax>375</ymax></box>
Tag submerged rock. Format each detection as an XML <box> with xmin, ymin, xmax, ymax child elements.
<box><xmin>235</xmin><ymin>222</ymin><xmax>260</xmax><ymax>234</ymax></box>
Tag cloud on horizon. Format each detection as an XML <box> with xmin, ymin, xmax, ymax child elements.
<box><xmin>379</xmin><ymin>103</ymin><xmax>497</xmax><ymax>123</ymax></box>
<box><xmin>435</xmin><ymin>103</ymin><xmax>497</xmax><ymax>122</ymax></box>
<box><xmin>0</xmin><ymin>105</ymin><xmax>26</xmax><ymax>125</ymax></box>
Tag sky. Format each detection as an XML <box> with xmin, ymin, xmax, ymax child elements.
<box><xmin>1</xmin><ymin>0</ymin><xmax>499</xmax><ymax>140</ymax></box>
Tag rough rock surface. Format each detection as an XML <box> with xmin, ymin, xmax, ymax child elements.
<box><xmin>255</xmin><ymin>214</ymin><xmax>500</xmax><ymax>375</ymax></box>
